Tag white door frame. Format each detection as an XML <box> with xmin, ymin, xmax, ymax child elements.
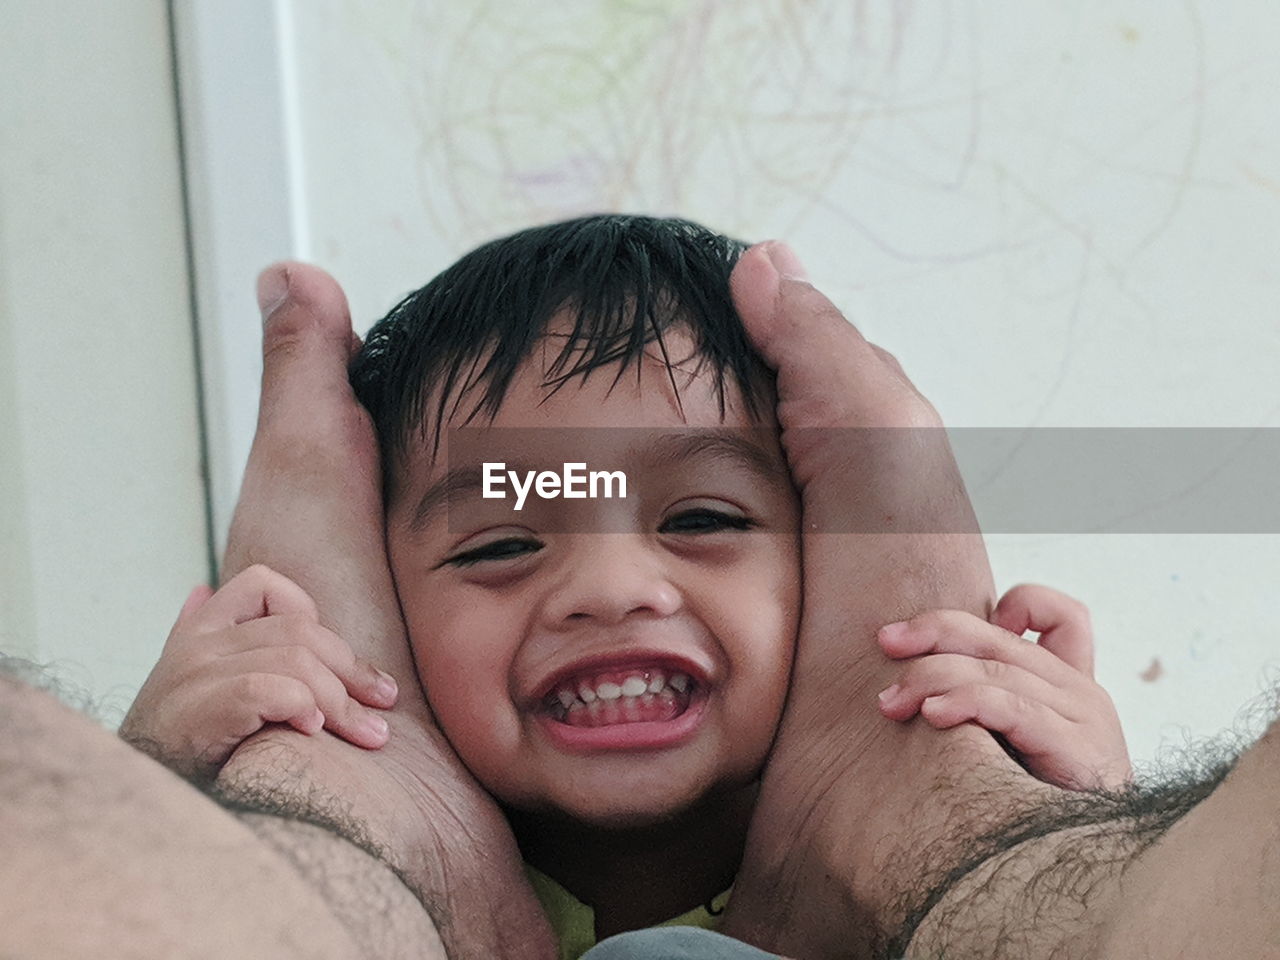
<box><xmin>171</xmin><ymin>0</ymin><xmax>306</xmax><ymax>557</ymax></box>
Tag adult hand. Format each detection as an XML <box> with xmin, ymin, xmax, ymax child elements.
<box><xmin>219</xmin><ymin>263</ymin><xmax>554</xmax><ymax>960</ymax></box>
<box><xmin>719</xmin><ymin>244</ymin><xmax>1046</xmax><ymax>958</ymax></box>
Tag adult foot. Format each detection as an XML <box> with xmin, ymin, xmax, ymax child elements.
<box><xmin>720</xmin><ymin>245</ymin><xmax>1045</xmax><ymax>958</ymax></box>
<box><xmin>219</xmin><ymin>263</ymin><xmax>554</xmax><ymax>960</ymax></box>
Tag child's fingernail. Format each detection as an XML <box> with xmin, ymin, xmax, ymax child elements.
<box><xmin>257</xmin><ymin>265</ymin><xmax>291</xmax><ymax>320</ymax></box>
<box><xmin>878</xmin><ymin>622</ymin><xmax>908</xmax><ymax>645</ymax></box>
<box><xmin>374</xmin><ymin>670</ymin><xmax>398</xmax><ymax>702</ymax></box>
<box><xmin>367</xmin><ymin>713</ymin><xmax>389</xmax><ymax>738</ymax></box>
<box><xmin>765</xmin><ymin>241</ymin><xmax>809</xmax><ymax>280</ymax></box>
<box><xmin>878</xmin><ymin>684</ymin><xmax>901</xmax><ymax>704</ymax></box>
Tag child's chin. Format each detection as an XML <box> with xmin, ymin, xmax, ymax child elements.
<box><xmin>542</xmin><ymin>787</ymin><xmax>702</xmax><ymax>831</ymax></box>
<box><xmin>575</xmin><ymin>801</ymin><xmax>692</xmax><ymax>831</ymax></box>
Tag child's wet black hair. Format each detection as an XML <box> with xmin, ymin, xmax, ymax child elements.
<box><xmin>348</xmin><ymin>214</ymin><xmax>769</xmax><ymax>477</ymax></box>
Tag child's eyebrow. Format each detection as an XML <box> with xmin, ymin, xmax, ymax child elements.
<box><xmin>407</xmin><ymin>464</ymin><xmax>490</xmax><ymax>533</ymax></box>
<box><xmin>642</xmin><ymin>429</ymin><xmax>789</xmax><ymax>486</ymax></box>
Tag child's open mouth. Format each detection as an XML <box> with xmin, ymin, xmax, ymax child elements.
<box><xmin>541</xmin><ymin>668</ymin><xmax>696</xmax><ymax>727</ymax></box>
<box><xmin>531</xmin><ymin>658</ymin><xmax>710</xmax><ymax>752</ymax></box>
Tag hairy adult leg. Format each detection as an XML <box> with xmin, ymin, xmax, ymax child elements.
<box><xmin>0</xmin><ymin>659</ymin><xmax>445</xmax><ymax>960</ymax></box>
<box><xmin>1084</xmin><ymin>716</ymin><xmax>1280</xmax><ymax>958</ymax></box>
<box><xmin>881</xmin><ymin>705</ymin><xmax>1280</xmax><ymax>960</ymax></box>
<box><xmin>893</xmin><ymin>748</ymin><xmax>1237</xmax><ymax>957</ymax></box>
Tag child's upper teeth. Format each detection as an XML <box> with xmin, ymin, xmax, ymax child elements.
<box><xmin>620</xmin><ymin>676</ymin><xmax>647</xmax><ymax>697</ymax></box>
<box><xmin>551</xmin><ymin>669</ymin><xmax>692</xmax><ymax>711</ymax></box>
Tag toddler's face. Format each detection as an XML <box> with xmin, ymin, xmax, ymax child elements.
<box><xmin>385</xmin><ymin>327</ymin><xmax>801</xmax><ymax>827</ymax></box>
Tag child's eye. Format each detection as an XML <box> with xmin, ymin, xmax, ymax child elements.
<box><xmin>444</xmin><ymin>537</ymin><xmax>543</xmax><ymax>567</ymax></box>
<box><xmin>660</xmin><ymin>509</ymin><xmax>756</xmax><ymax>535</ymax></box>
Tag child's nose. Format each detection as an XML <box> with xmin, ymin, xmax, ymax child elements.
<box><xmin>540</xmin><ymin>535</ymin><xmax>681</xmax><ymax>627</ymax></box>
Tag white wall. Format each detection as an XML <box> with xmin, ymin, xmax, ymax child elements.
<box><xmin>0</xmin><ymin>0</ymin><xmax>208</xmax><ymax>717</ymax></box>
<box><xmin>6</xmin><ymin>1</ymin><xmax>1280</xmax><ymax>764</ymax></box>
<box><xmin>188</xmin><ymin>0</ymin><xmax>1280</xmax><ymax>766</ymax></box>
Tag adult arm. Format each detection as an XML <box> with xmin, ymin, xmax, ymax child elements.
<box><xmin>719</xmin><ymin>244</ymin><xmax>1271</xmax><ymax>959</ymax></box>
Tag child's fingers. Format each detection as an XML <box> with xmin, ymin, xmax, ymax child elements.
<box><xmin>916</xmin><ymin>684</ymin><xmax>1074</xmax><ymax>760</ymax></box>
<box><xmin>991</xmin><ymin>583</ymin><xmax>1094</xmax><ymax>676</ymax></box>
<box><xmin>163</xmin><ymin>677</ymin><xmax>325</xmax><ymax>771</ymax></box>
<box><xmin>877</xmin><ymin>653</ymin><xmax>1069</xmax><ymax>722</ymax></box>
<box><xmin>229</xmin><ymin>672</ymin><xmax>326</xmax><ymax>737</ymax></box>
<box><xmin>230</xmin><ymin>616</ymin><xmax>398</xmax><ymax>709</ymax></box>
<box><xmin>161</xmin><ymin>584</ymin><xmax>218</xmax><ymax>651</ymax></box>
<box><xmin>192</xmin><ymin>564</ymin><xmax>320</xmax><ymax>631</ymax></box>
<box><xmin>174</xmin><ymin>584</ymin><xmax>216</xmax><ymax>627</ymax></box>
<box><xmin>221</xmin><ymin>646</ymin><xmax>391</xmax><ymax>750</ymax></box>
<box><xmin>192</xmin><ymin>568</ymin><xmax>398</xmax><ymax>709</ymax></box>
<box><xmin>877</xmin><ymin>609</ymin><xmax>1080</xmax><ymax>690</ymax></box>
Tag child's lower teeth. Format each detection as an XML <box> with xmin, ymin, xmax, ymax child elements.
<box><xmin>560</xmin><ymin>693</ymin><xmax>683</xmax><ymax>727</ymax></box>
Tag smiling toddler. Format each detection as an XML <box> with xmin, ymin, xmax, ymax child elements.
<box><xmin>123</xmin><ymin>215</ymin><xmax>1130</xmax><ymax>958</ymax></box>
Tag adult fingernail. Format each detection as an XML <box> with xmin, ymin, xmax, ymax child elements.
<box><xmin>257</xmin><ymin>265</ymin><xmax>290</xmax><ymax>320</ymax></box>
<box><xmin>765</xmin><ymin>241</ymin><xmax>808</xmax><ymax>280</ymax></box>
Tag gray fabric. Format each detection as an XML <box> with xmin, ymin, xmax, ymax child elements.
<box><xmin>580</xmin><ymin>926</ymin><xmax>780</xmax><ymax>960</ymax></box>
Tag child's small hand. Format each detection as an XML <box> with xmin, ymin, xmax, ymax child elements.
<box><xmin>875</xmin><ymin>584</ymin><xmax>1131</xmax><ymax>791</ymax></box>
<box><xmin>120</xmin><ymin>564</ymin><xmax>398</xmax><ymax>781</ymax></box>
